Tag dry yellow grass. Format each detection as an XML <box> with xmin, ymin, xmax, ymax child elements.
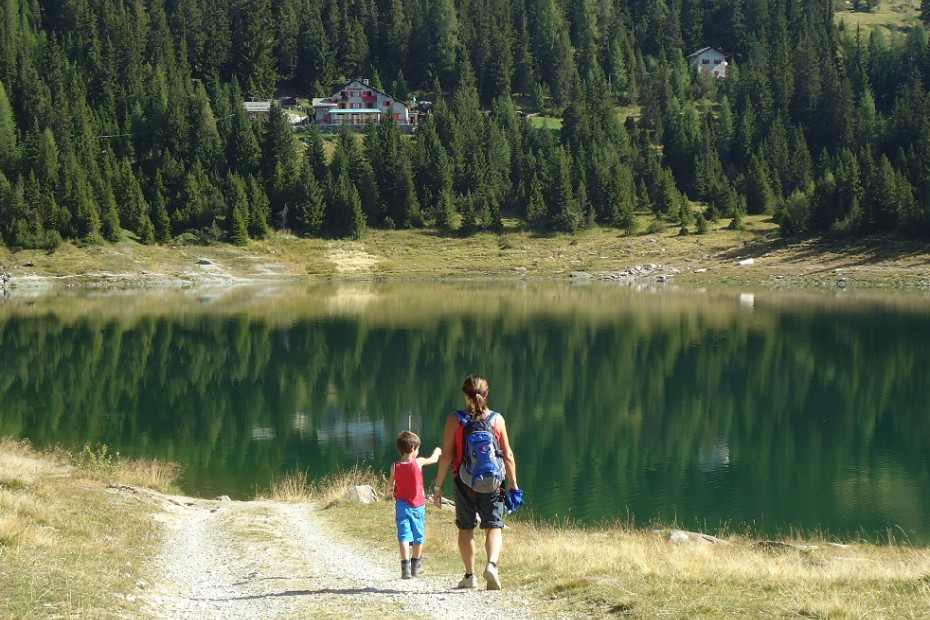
<box><xmin>310</xmin><ymin>467</ymin><xmax>930</xmax><ymax>618</ymax></box>
<box><xmin>256</xmin><ymin>464</ymin><xmax>381</xmax><ymax>507</ymax></box>
<box><xmin>0</xmin><ymin>438</ymin><xmax>180</xmax><ymax>619</ymax></box>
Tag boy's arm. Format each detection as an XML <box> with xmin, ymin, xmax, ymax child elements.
<box><xmin>385</xmin><ymin>462</ymin><xmax>396</xmax><ymax>499</ymax></box>
<box><xmin>416</xmin><ymin>447</ymin><xmax>442</xmax><ymax>467</ymax></box>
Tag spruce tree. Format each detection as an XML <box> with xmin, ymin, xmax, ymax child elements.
<box><xmin>0</xmin><ymin>80</ymin><xmax>19</xmax><ymax>177</ymax></box>
<box><xmin>226</xmin><ymin>173</ymin><xmax>250</xmax><ymax>245</ymax></box>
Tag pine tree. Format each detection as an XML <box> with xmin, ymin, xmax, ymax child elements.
<box><xmin>327</xmin><ymin>164</ymin><xmax>367</xmax><ymax>239</ymax></box>
<box><xmin>0</xmin><ymin>79</ymin><xmax>19</xmax><ymax>177</ymax></box>
<box><xmin>232</xmin><ymin>0</ymin><xmax>278</xmax><ymax>97</ymax></box>
<box><xmin>247</xmin><ymin>176</ymin><xmax>272</xmax><ymax>236</ymax></box>
<box><xmin>291</xmin><ymin>161</ymin><xmax>325</xmax><ymax>236</ymax></box>
<box><xmin>546</xmin><ymin>147</ymin><xmax>580</xmax><ymax>231</ymax></box>
<box><xmin>368</xmin><ymin>114</ymin><xmax>420</xmax><ymax>228</ymax></box>
<box><xmin>150</xmin><ymin>183</ymin><xmax>172</xmax><ymax>243</ymax></box>
<box><xmin>226</xmin><ymin>173</ymin><xmax>250</xmax><ymax>245</ymax></box>
<box><xmin>745</xmin><ymin>154</ymin><xmax>776</xmax><ymax>215</ymax></box>
<box><xmin>413</xmin><ymin>116</ymin><xmax>453</xmax><ymax>221</ymax></box>
<box><xmin>305</xmin><ymin>124</ymin><xmax>329</xmax><ymax>184</ymax></box>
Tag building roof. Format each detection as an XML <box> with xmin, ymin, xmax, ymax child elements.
<box><xmin>687</xmin><ymin>47</ymin><xmax>714</xmax><ymax>58</ymax></box>
<box><xmin>244</xmin><ymin>101</ymin><xmax>272</xmax><ymax>113</ymax></box>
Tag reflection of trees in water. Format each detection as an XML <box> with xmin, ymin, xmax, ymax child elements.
<box><xmin>695</xmin><ymin>440</ymin><xmax>730</xmax><ymax>474</ymax></box>
<box><xmin>1</xmin><ymin>289</ymin><xmax>930</xmax><ymax>536</ymax></box>
<box><xmin>316</xmin><ymin>409</ymin><xmax>389</xmax><ymax>459</ymax></box>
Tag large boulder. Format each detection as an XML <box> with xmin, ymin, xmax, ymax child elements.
<box><xmin>345</xmin><ymin>485</ymin><xmax>379</xmax><ymax>504</ymax></box>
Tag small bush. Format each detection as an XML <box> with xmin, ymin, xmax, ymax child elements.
<box><xmin>646</xmin><ymin>218</ymin><xmax>666</xmax><ymax>234</ymax></box>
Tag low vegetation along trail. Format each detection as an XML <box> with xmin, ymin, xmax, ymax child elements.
<box><xmin>141</xmin><ymin>492</ymin><xmax>539</xmax><ymax>620</ymax></box>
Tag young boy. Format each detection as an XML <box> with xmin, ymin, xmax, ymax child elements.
<box><xmin>386</xmin><ymin>430</ymin><xmax>441</xmax><ymax>579</ymax></box>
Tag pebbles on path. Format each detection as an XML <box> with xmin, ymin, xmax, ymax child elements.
<box><xmin>144</xmin><ymin>497</ymin><xmax>539</xmax><ymax>619</ymax></box>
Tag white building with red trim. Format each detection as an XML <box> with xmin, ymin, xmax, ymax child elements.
<box><xmin>312</xmin><ymin>79</ymin><xmax>416</xmax><ymax>128</ymax></box>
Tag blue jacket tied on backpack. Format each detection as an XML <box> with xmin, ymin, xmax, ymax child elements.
<box><xmin>456</xmin><ymin>410</ymin><xmax>506</xmax><ymax>494</ymax></box>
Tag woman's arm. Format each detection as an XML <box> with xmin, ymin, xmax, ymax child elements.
<box><xmin>497</xmin><ymin>416</ymin><xmax>519</xmax><ymax>491</ymax></box>
<box><xmin>432</xmin><ymin>414</ymin><xmax>459</xmax><ymax>507</ymax></box>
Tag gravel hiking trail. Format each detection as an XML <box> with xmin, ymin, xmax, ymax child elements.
<box><xmin>141</xmin><ymin>494</ymin><xmax>541</xmax><ymax>620</ymax></box>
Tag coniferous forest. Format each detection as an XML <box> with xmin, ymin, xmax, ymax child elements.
<box><xmin>1</xmin><ymin>0</ymin><xmax>930</xmax><ymax>250</ymax></box>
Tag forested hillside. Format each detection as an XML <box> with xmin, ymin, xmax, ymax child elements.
<box><xmin>1</xmin><ymin>0</ymin><xmax>929</xmax><ymax>250</ymax></box>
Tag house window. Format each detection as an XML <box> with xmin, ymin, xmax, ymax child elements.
<box><xmin>713</xmin><ymin>59</ymin><xmax>721</xmax><ymax>65</ymax></box>
<box><xmin>383</xmin><ymin>100</ymin><xmax>390</xmax><ymax>106</ymax></box>
<box><xmin>702</xmin><ymin>59</ymin><xmax>710</xmax><ymax>64</ymax></box>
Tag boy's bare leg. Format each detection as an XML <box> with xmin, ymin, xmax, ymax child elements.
<box><xmin>398</xmin><ymin>541</ymin><xmax>410</xmax><ymax>560</ymax></box>
<box><xmin>411</xmin><ymin>542</ymin><xmax>423</xmax><ymax>560</ymax></box>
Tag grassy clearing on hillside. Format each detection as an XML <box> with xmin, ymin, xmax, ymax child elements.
<box><xmin>835</xmin><ymin>0</ymin><xmax>920</xmax><ymax>34</ymax></box>
<box><xmin>0</xmin><ymin>438</ymin><xmax>180</xmax><ymax>620</ymax></box>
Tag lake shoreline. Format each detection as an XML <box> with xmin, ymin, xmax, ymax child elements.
<box><xmin>2</xmin><ymin>219</ymin><xmax>930</xmax><ymax>295</ymax></box>
<box><xmin>5</xmin><ymin>437</ymin><xmax>930</xmax><ymax>619</ymax></box>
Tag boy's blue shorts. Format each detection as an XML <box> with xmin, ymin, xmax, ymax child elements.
<box><xmin>395</xmin><ymin>500</ymin><xmax>426</xmax><ymax>543</ymax></box>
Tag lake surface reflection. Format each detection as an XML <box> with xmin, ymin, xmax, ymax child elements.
<box><xmin>2</xmin><ymin>281</ymin><xmax>929</xmax><ymax>543</ymax></box>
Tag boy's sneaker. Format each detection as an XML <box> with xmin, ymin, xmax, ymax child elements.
<box><xmin>411</xmin><ymin>558</ymin><xmax>422</xmax><ymax>577</ymax></box>
<box><xmin>483</xmin><ymin>563</ymin><xmax>501</xmax><ymax>590</ymax></box>
<box><xmin>401</xmin><ymin>562</ymin><xmax>412</xmax><ymax>579</ymax></box>
<box><xmin>457</xmin><ymin>573</ymin><xmax>477</xmax><ymax>589</ymax></box>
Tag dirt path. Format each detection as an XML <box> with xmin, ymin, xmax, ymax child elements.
<box><xmin>142</xmin><ymin>495</ymin><xmax>539</xmax><ymax>620</ymax></box>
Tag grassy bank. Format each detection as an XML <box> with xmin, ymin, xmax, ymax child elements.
<box><xmin>4</xmin><ymin>442</ymin><xmax>930</xmax><ymax>618</ymax></box>
<box><xmin>263</xmin><ymin>469</ymin><xmax>930</xmax><ymax>619</ymax></box>
<box><xmin>0</xmin><ymin>439</ymin><xmax>180</xmax><ymax>619</ymax></box>
<box><xmin>2</xmin><ymin>214</ymin><xmax>929</xmax><ymax>292</ymax></box>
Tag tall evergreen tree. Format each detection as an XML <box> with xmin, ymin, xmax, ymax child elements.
<box><xmin>291</xmin><ymin>160</ymin><xmax>326</xmax><ymax>236</ymax></box>
<box><xmin>0</xmin><ymin>79</ymin><xmax>19</xmax><ymax>177</ymax></box>
<box><xmin>225</xmin><ymin>173</ymin><xmax>250</xmax><ymax>245</ymax></box>
<box><xmin>546</xmin><ymin>146</ymin><xmax>580</xmax><ymax>231</ymax></box>
<box><xmin>232</xmin><ymin>0</ymin><xmax>278</xmax><ymax>96</ymax></box>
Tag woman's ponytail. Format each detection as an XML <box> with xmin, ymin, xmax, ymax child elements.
<box><xmin>462</xmin><ymin>374</ymin><xmax>490</xmax><ymax>418</ymax></box>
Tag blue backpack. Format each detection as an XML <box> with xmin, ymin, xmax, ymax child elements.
<box><xmin>456</xmin><ymin>410</ymin><xmax>505</xmax><ymax>494</ymax></box>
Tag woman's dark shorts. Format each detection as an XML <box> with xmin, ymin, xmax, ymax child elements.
<box><xmin>454</xmin><ymin>477</ymin><xmax>505</xmax><ymax>530</ymax></box>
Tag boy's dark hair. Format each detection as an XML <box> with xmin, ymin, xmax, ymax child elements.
<box><xmin>396</xmin><ymin>430</ymin><xmax>421</xmax><ymax>454</ymax></box>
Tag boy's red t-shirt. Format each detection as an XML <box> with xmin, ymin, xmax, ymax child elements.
<box><xmin>393</xmin><ymin>459</ymin><xmax>425</xmax><ymax>507</ymax></box>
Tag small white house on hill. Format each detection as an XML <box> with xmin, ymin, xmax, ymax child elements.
<box><xmin>312</xmin><ymin>78</ymin><xmax>416</xmax><ymax>129</ymax></box>
<box><xmin>687</xmin><ymin>47</ymin><xmax>729</xmax><ymax>78</ymax></box>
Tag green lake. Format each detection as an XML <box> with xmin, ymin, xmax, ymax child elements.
<box><xmin>2</xmin><ymin>281</ymin><xmax>929</xmax><ymax>543</ymax></box>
